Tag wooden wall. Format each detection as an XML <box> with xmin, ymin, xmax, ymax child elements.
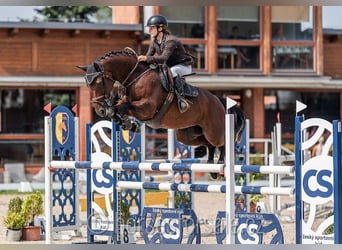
<box><xmin>323</xmin><ymin>35</ymin><xmax>342</xmax><ymax>79</ymax></box>
<box><xmin>0</xmin><ymin>28</ymin><xmax>139</xmax><ymax>76</ymax></box>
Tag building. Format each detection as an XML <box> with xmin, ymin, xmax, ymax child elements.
<box><xmin>0</xmin><ymin>6</ymin><xmax>341</xmax><ymax>174</ymax></box>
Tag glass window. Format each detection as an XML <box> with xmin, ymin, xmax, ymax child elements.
<box><xmin>160</xmin><ymin>6</ymin><xmax>206</xmax><ymax>70</ymax></box>
<box><xmin>264</xmin><ymin>90</ymin><xmax>340</xmax><ymax>136</ymax></box>
<box><xmin>271</xmin><ymin>6</ymin><xmax>314</xmax><ymax>72</ymax></box>
<box><xmin>272</xmin><ymin>46</ymin><xmax>313</xmax><ymax>70</ymax></box>
<box><xmin>217</xmin><ymin>6</ymin><xmax>260</xmax><ymax>70</ymax></box>
<box><xmin>217</xmin><ymin>6</ymin><xmax>260</xmax><ymax>40</ymax></box>
<box><xmin>0</xmin><ymin>89</ymin><xmax>75</xmax><ymax>133</ymax></box>
<box><xmin>218</xmin><ymin>45</ymin><xmax>260</xmax><ymax>69</ymax></box>
<box><xmin>185</xmin><ymin>44</ymin><xmax>205</xmax><ymax>70</ymax></box>
<box><xmin>0</xmin><ymin>89</ymin><xmax>75</xmax><ymax>166</ymax></box>
<box><xmin>160</xmin><ymin>6</ymin><xmax>205</xmax><ymax>38</ymax></box>
<box><xmin>272</xmin><ymin>6</ymin><xmax>313</xmax><ymax>41</ymax></box>
<box><xmin>0</xmin><ymin>141</ymin><xmax>43</xmax><ymax>165</ymax></box>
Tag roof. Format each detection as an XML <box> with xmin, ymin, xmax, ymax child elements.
<box><xmin>0</xmin><ymin>21</ymin><xmax>142</xmax><ymax>31</ymax></box>
<box><xmin>0</xmin><ymin>75</ymin><xmax>341</xmax><ymax>90</ymax></box>
<box><xmin>323</xmin><ymin>28</ymin><xmax>342</xmax><ymax>35</ymax></box>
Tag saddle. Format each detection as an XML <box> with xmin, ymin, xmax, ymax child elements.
<box><xmin>157</xmin><ymin>64</ymin><xmax>199</xmax><ymax>98</ymax></box>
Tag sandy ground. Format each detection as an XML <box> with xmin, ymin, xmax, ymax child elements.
<box><xmin>0</xmin><ymin>189</ymin><xmax>297</xmax><ymax>245</ymax></box>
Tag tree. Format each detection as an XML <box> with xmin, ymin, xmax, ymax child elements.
<box><xmin>35</xmin><ymin>6</ymin><xmax>111</xmax><ymax>23</ymax></box>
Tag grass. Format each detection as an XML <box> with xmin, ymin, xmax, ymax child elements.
<box><xmin>0</xmin><ymin>190</ymin><xmax>45</xmax><ymax>195</ymax></box>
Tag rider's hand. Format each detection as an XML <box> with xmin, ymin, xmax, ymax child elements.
<box><xmin>138</xmin><ymin>55</ymin><xmax>147</xmax><ymax>62</ymax></box>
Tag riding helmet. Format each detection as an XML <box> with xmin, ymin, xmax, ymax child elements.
<box><xmin>146</xmin><ymin>14</ymin><xmax>168</xmax><ymax>27</ymax></box>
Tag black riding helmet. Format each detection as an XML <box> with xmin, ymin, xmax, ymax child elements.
<box><xmin>146</xmin><ymin>14</ymin><xmax>168</xmax><ymax>28</ymax></box>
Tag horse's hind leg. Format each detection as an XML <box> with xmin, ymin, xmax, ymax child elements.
<box><xmin>207</xmin><ymin>144</ymin><xmax>215</xmax><ymax>163</ymax></box>
<box><xmin>217</xmin><ymin>146</ymin><xmax>225</xmax><ymax>178</ymax></box>
<box><xmin>207</xmin><ymin>144</ymin><xmax>219</xmax><ymax>180</ymax></box>
<box><xmin>217</xmin><ymin>146</ymin><xmax>225</xmax><ymax>163</ymax></box>
<box><xmin>174</xmin><ymin>126</ymin><xmax>206</xmax><ymax>146</ymax></box>
<box><xmin>208</xmin><ymin>145</ymin><xmax>225</xmax><ymax>180</ymax></box>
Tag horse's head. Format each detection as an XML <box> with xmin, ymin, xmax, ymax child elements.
<box><xmin>77</xmin><ymin>60</ymin><xmax>118</xmax><ymax>118</ymax></box>
<box><xmin>77</xmin><ymin>48</ymin><xmax>147</xmax><ymax>120</ymax></box>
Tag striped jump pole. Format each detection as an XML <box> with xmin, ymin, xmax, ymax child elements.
<box><xmin>49</xmin><ymin>161</ymin><xmax>225</xmax><ymax>172</ymax></box>
<box><xmin>116</xmin><ymin>181</ymin><xmax>294</xmax><ymax>196</ymax></box>
<box><xmin>49</xmin><ymin>160</ymin><xmax>293</xmax><ymax>175</ymax></box>
<box><xmin>49</xmin><ymin>160</ymin><xmax>294</xmax><ymax>196</ymax></box>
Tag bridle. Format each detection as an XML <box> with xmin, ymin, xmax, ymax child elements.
<box><xmin>85</xmin><ymin>54</ymin><xmax>154</xmax><ymax>118</ymax></box>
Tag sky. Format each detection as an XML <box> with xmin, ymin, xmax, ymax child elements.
<box><xmin>1</xmin><ymin>6</ymin><xmax>342</xmax><ymax>29</ymax></box>
<box><xmin>0</xmin><ymin>6</ymin><xmax>42</xmax><ymax>21</ymax></box>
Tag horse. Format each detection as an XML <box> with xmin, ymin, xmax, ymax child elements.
<box><xmin>78</xmin><ymin>48</ymin><xmax>246</xmax><ymax>173</ymax></box>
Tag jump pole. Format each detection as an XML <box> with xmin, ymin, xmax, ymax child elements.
<box><xmin>225</xmin><ymin>97</ymin><xmax>236</xmax><ymax>244</ymax></box>
<box><xmin>44</xmin><ymin>116</ymin><xmax>52</xmax><ymax>244</ymax></box>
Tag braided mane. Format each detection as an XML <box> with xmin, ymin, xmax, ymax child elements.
<box><xmin>98</xmin><ymin>49</ymin><xmax>137</xmax><ymax>61</ymax></box>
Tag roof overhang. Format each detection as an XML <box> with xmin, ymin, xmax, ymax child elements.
<box><xmin>323</xmin><ymin>28</ymin><xmax>342</xmax><ymax>35</ymax></box>
<box><xmin>0</xmin><ymin>21</ymin><xmax>142</xmax><ymax>32</ymax></box>
<box><xmin>0</xmin><ymin>75</ymin><xmax>341</xmax><ymax>90</ymax></box>
<box><xmin>188</xmin><ymin>75</ymin><xmax>342</xmax><ymax>90</ymax></box>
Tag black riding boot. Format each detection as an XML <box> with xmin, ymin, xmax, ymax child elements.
<box><xmin>174</xmin><ymin>75</ymin><xmax>191</xmax><ymax>113</ymax></box>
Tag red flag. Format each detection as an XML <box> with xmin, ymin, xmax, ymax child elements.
<box><xmin>43</xmin><ymin>102</ymin><xmax>52</xmax><ymax>114</ymax></box>
<box><xmin>72</xmin><ymin>104</ymin><xmax>78</xmax><ymax>116</ymax></box>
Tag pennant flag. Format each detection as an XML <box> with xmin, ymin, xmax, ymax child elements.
<box><xmin>43</xmin><ymin>102</ymin><xmax>52</xmax><ymax>114</ymax></box>
<box><xmin>72</xmin><ymin>104</ymin><xmax>78</xmax><ymax>117</ymax></box>
<box><xmin>296</xmin><ymin>100</ymin><xmax>307</xmax><ymax>114</ymax></box>
<box><xmin>226</xmin><ymin>97</ymin><xmax>237</xmax><ymax>111</ymax></box>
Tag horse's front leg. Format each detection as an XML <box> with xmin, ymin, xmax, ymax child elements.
<box><xmin>116</xmin><ymin>102</ymin><xmax>141</xmax><ymax>133</ymax></box>
<box><xmin>128</xmin><ymin>99</ymin><xmax>160</xmax><ymax>121</ymax></box>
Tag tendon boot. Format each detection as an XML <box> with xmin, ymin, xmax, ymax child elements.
<box><xmin>174</xmin><ymin>75</ymin><xmax>191</xmax><ymax>113</ymax></box>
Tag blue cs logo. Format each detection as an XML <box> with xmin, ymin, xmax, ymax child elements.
<box><xmin>301</xmin><ymin>156</ymin><xmax>333</xmax><ymax>205</ymax></box>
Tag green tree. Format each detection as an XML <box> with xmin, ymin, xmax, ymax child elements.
<box><xmin>35</xmin><ymin>6</ymin><xmax>111</xmax><ymax>23</ymax></box>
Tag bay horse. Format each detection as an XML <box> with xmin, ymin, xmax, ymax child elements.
<box><xmin>78</xmin><ymin>48</ymin><xmax>245</xmax><ymax>172</ymax></box>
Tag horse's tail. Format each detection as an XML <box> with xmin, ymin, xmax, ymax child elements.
<box><xmin>217</xmin><ymin>96</ymin><xmax>246</xmax><ymax>144</ymax></box>
<box><xmin>233</xmin><ymin>106</ymin><xmax>246</xmax><ymax>144</ymax></box>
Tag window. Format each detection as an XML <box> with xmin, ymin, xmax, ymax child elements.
<box><xmin>217</xmin><ymin>6</ymin><xmax>260</xmax><ymax>70</ymax></box>
<box><xmin>160</xmin><ymin>6</ymin><xmax>206</xmax><ymax>70</ymax></box>
<box><xmin>160</xmin><ymin>6</ymin><xmax>205</xmax><ymax>38</ymax></box>
<box><xmin>272</xmin><ymin>6</ymin><xmax>313</xmax><ymax>41</ymax></box>
<box><xmin>264</xmin><ymin>90</ymin><xmax>340</xmax><ymax>136</ymax></box>
<box><xmin>0</xmin><ymin>89</ymin><xmax>75</xmax><ymax>133</ymax></box>
<box><xmin>0</xmin><ymin>88</ymin><xmax>75</xmax><ymax>165</ymax></box>
<box><xmin>217</xmin><ymin>6</ymin><xmax>260</xmax><ymax>39</ymax></box>
<box><xmin>272</xmin><ymin>46</ymin><xmax>313</xmax><ymax>70</ymax></box>
<box><xmin>271</xmin><ymin>6</ymin><xmax>314</xmax><ymax>71</ymax></box>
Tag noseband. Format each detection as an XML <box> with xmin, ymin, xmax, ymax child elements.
<box><xmin>85</xmin><ymin>57</ymin><xmax>153</xmax><ymax>117</ymax></box>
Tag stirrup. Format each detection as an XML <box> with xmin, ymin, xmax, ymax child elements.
<box><xmin>178</xmin><ymin>98</ymin><xmax>191</xmax><ymax>113</ymax></box>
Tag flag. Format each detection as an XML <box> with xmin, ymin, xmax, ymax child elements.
<box><xmin>44</xmin><ymin>102</ymin><xmax>52</xmax><ymax>114</ymax></box>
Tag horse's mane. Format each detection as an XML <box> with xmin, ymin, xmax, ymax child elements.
<box><xmin>98</xmin><ymin>49</ymin><xmax>138</xmax><ymax>61</ymax></box>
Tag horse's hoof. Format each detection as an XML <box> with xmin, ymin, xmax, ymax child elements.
<box><xmin>131</xmin><ymin>123</ymin><xmax>141</xmax><ymax>133</ymax></box>
<box><xmin>209</xmin><ymin>172</ymin><xmax>219</xmax><ymax>180</ymax></box>
<box><xmin>122</xmin><ymin>123</ymin><xmax>132</xmax><ymax>131</ymax></box>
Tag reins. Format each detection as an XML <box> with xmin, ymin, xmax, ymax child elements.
<box><xmin>118</xmin><ymin>60</ymin><xmax>153</xmax><ymax>89</ymax></box>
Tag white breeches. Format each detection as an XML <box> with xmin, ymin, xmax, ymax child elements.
<box><xmin>170</xmin><ymin>64</ymin><xmax>192</xmax><ymax>78</ymax></box>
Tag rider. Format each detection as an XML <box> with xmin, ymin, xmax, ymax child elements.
<box><xmin>137</xmin><ymin>14</ymin><xmax>194</xmax><ymax>113</ymax></box>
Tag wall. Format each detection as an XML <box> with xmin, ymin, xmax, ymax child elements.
<box><xmin>0</xmin><ymin>28</ymin><xmax>139</xmax><ymax>76</ymax></box>
<box><xmin>323</xmin><ymin>35</ymin><xmax>342</xmax><ymax>79</ymax></box>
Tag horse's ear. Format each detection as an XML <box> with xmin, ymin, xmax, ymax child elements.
<box><xmin>76</xmin><ymin>65</ymin><xmax>88</xmax><ymax>72</ymax></box>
